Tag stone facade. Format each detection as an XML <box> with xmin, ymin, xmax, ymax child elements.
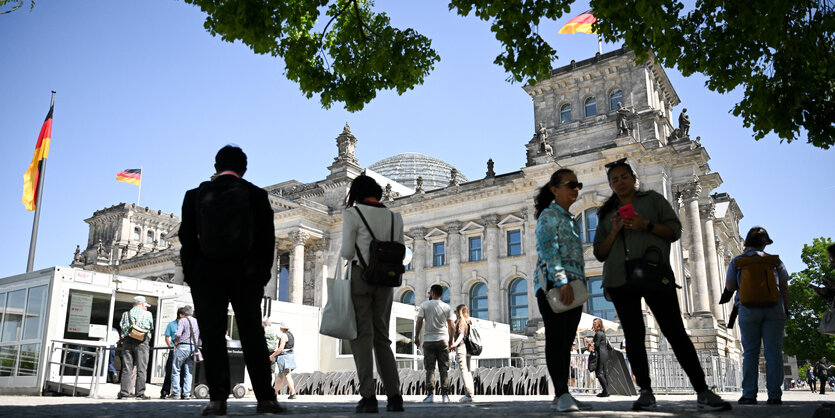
<box><xmin>73</xmin><ymin>47</ymin><xmax>747</xmax><ymax>365</ymax></box>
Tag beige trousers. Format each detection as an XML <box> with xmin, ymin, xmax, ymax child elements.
<box><xmin>455</xmin><ymin>344</ymin><xmax>474</xmax><ymax>396</ymax></box>
<box><xmin>348</xmin><ymin>264</ymin><xmax>401</xmax><ymax>398</ymax></box>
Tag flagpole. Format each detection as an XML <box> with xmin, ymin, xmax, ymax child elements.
<box><xmin>137</xmin><ymin>166</ymin><xmax>142</xmax><ymax>205</ymax></box>
<box><xmin>27</xmin><ymin>91</ymin><xmax>55</xmax><ymax>273</ymax></box>
<box><xmin>598</xmin><ymin>34</ymin><xmax>602</xmax><ymax>54</ymax></box>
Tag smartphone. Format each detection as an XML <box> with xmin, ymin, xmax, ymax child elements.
<box><xmin>619</xmin><ymin>204</ymin><xmax>637</xmax><ymax>219</ymax></box>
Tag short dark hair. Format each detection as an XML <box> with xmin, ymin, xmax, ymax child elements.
<box><xmin>743</xmin><ymin>226</ymin><xmax>773</xmax><ymax>248</ymax></box>
<box><xmin>176</xmin><ymin>307</ymin><xmax>187</xmax><ymax>316</ymax></box>
<box><xmin>215</xmin><ymin>145</ymin><xmax>247</xmax><ymax>174</ymax></box>
<box><xmin>430</xmin><ymin>284</ymin><xmax>444</xmax><ymax>298</ymax></box>
<box><xmin>345</xmin><ymin>174</ymin><xmax>383</xmax><ymax>208</ymax></box>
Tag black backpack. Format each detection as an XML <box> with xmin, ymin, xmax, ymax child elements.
<box><xmin>196</xmin><ymin>180</ymin><xmax>254</xmax><ymax>259</ymax></box>
<box><xmin>354</xmin><ymin>207</ymin><xmax>405</xmax><ymax>287</ymax></box>
<box><xmin>464</xmin><ymin>323</ymin><xmax>483</xmax><ymax>356</ymax></box>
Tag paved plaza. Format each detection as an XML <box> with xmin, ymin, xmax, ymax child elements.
<box><xmin>0</xmin><ymin>386</ymin><xmax>832</xmax><ymax>417</ymax></box>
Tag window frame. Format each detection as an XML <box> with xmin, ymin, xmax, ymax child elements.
<box><xmin>584</xmin><ymin>96</ymin><xmax>597</xmax><ymax>117</ymax></box>
<box><xmin>506</xmin><ymin>229</ymin><xmax>522</xmax><ymax>257</ymax></box>
<box><xmin>559</xmin><ymin>103</ymin><xmax>572</xmax><ymax>123</ymax></box>
<box><xmin>469</xmin><ymin>282</ymin><xmax>488</xmax><ymax>320</ymax></box>
<box><xmin>432</xmin><ymin>242</ymin><xmax>445</xmax><ymax>267</ymax></box>
<box><xmin>609</xmin><ymin>89</ymin><xmax>623</xmax><ymax>111</ymax></box>
<box><xmin>507</xmin><ymin>278</ymin><xmax>528</xmax><ymax>332</ymax></box>
<box><xmin>468</xmin><ymin>236</ymin><xmax>482</xmax><ymax>262</ymax></box>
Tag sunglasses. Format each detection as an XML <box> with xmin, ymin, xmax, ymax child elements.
<box><xmin>556</xmin><ymin>181</ymin><xmax>583</xmax><ymax>190</ymax></box>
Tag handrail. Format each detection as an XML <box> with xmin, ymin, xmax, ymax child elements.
<box><xmin>45</xmin><ymin>340</ymin><xmax>107</xmax><ymax>398</ymax></box>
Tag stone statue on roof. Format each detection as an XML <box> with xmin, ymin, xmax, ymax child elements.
<box><xmin>615</xmin><ymin>102</ymin><xmax>633</xmax><ymax>137</ymax></box>
<box><xmin>679</xmin><ymin>108</ymin><xmax>690</xmax><ymax>136</ymax></box>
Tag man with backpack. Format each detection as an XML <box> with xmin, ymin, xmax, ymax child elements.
<box><xmin>180</xmin><ymin>145</ymin><xmax>285</xmax><ymax>416</ymax></box>
<box><xmin>722</xmin><ymin>227</ymin><xmax>790</xmax><ymax>405</ymax></box>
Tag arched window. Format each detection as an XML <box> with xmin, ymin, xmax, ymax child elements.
<box><xmin>133</xmin><ymin>227</ymin><xmax>140</xmax><ymax>242</ymax></box>
<box><xmin>159</xmin><ymin>233</ymin><xmax>166</xmax><ymax>246</ymax></box>
<box><xmin>400</xmin><ymin>290</ymin><xmax>415</xmax><ymax>305</ymax></box>
<box><xmin>441</xmin><ymin>286</ymin><xmax>450</xmax><ymax>304</ymax></box>
<box><xmin>146</xmin><ymin>230</ymin><xmax>154</xmax><ymax>244</ymax></box>
<box><xmin>609</xmin><ymin>89</ymin><xmax>623</xmax><ymax>110</ymax></box>
<box><xmin>559</xmin><ymin>104</ymin><xmax>572</xmax><ymax>123</ymax></box>
<box><xmin>469</xmin><ymin>283</ymin><xmax>488</xmax><ymax>320</ymax></box>
<box><xmin>584</xmin><ymin>97</ymin><xmax>597</xmax><ymax>117</ymax></box>
<box><xmin>508</xmin><ymin>278</ymin><xmax>528</xmax><ymax>332</ymax></box>
<box><xmin>576</xmin><ymin>208</ymin><xmax>599</xmax><ymax>243</ymax></box>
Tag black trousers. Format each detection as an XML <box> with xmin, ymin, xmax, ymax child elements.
<box><xmin>161</xmin><ymin>349</ymin><xmax>174</xmax><ymax>396</ymax></box>
<box><xmin>810</xmin><ymin>377</ymin><xmax>817</xmax><ymax>392</ymax></box>
<box><xmin>608</xmin><ymin>283</ymin><xmax>707</xmax><ymax>393</ymax></box>
<box><xmin>821</xmin><ymin>376</ymin><xmax>828</xmax><ymax>394</ymax></box>
<box><xmin>536</xmin><ymin>289</ymin><xmax>582</xmax><ymax>397</ymax></box>
<box><xmin>191</xmin><ymin>280</ymin><xmax>275</xmax><ymax>402</ymax></box>
<box><xmin>596</xmin><ymin>348</ymin><xmax>610</xmax><ymax>393</ymax></box>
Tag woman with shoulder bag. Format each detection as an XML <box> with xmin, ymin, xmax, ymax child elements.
<box><xmin>533</xmin><ymin>169</ymin><xmax>591</xmax><ymax>412</ymax></box>
<box><xmin>592</xmin><ymin>159</ymin><xmax>730</xmax><ymax>412</ymax></box>
<box><xmin>450</xmin><ymin>304</ymin><xmax>475</xmax><ymax>403</ymax></box>
<box><xmin>591</xmin><ymin>318</ymin><xmax>611</xmax><ymax>397</ymax></box>
<box><xmin>340</xmin><ymin>175</ymin><xmax>404</xmax><ymax>413</ymax></box>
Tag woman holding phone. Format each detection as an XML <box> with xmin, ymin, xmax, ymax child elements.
<box><xmin>592</xmin><ymin>159</ymin><xmax>730</xmax><ymax>412</ymax></box>
<box><xmin>533</xmin><ymin>168</ymin><xmax>591</xmax><ymax>412</ymax></box>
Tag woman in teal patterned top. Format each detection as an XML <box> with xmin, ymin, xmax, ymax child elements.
<box><xmin>533</xmin><ymin>168</ymin><xmax>589</xmax><ymax>412</ymax></box>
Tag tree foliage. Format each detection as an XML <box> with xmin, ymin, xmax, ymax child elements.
<box><xmin>0</xmin><ymin>0</ymin><xmax>35</xmax><ymax>15</ymax></box>
<box><xmin>184</xmin><ymin>0</ymin><xmax>834</xmax><ymax>148</ymax></box>
<box><xmin>784</xmin><ymin>237</ymin><xmax>835</xmax><ymax>363</ymax></box>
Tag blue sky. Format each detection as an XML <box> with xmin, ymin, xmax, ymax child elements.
<box><xmin>1</xmin><ymin>1</ymin><xmax>832</xmax><ymax>279</ymax></box>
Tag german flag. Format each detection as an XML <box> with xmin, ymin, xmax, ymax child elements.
<box><xmin>22</xmin><ymin>103</ymin><xmax>54</xmax><ymax>211</ymax></box>
<box><xmin>117</xmin><ymin>168</ymin><xmax>142</xmax><ymax>186</ymax></box>
<box><xmin>559</xmin><ymin>10</ymin><xmax>597</xmax><ymax>34</ymax></box>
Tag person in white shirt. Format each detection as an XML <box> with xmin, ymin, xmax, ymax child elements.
<box><xmin>415</xmin><ymin>284</ymin><xmax>455</xmax><ymax>403</ymax></box>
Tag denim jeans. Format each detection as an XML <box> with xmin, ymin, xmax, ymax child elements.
<box><xmin>738</xmin><ymin>303</ymin><xmax>786</xmax><ymax>400</ymax></box>
<box><xmin>171</xmin><ymin>344</ymin><xmax>195</xmax><ymax>397</ymax></box>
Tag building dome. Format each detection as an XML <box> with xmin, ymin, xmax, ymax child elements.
<box><xmin>368</xmin><ymin>153</ymin><xmax>468</xmax><ymax>191</ymax></box>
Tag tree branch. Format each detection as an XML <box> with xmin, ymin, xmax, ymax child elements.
<box><xmin>0</xmin><ymin>0</ymin><xmax>23</xmax><ymax>15</ymax></box>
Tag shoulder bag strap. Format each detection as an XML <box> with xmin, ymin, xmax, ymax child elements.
<box><xmin>354</xmin><ymin>207</ymin><xmax>377</xmax><ymax>269</ymax></box>
<box><xmin>188</xmin><ymin>317</ymin><xmax>197</xmax><ymax>345</ymax></box>
<box><xmin>390</xmin><ymin>212</ymin><xmax>395</xmax><ymax>241</ymax></box>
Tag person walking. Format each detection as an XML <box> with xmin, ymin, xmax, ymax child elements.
<box><xmin>263</xmin><ymin>318</ymin><xmax>278</xmax><ymax>383</ymax></box>
<box><xmin>592</xmin><ymin>318</ymin><xmax>611</xmax><ymax>397</ymax></box>
<box><xmin>161</xmin><ymin>307</ymin><xmax>186</xmax><ymax>398</ymax></box>
<box><xmin>341</xmin><ymin>174</ymin><xmax>404</xmax><ymax>413</ymax></box>
<box><xmin>415</xmin><ymin>284</ymin><xmax>455</xmax><ymax>404</ymax></box>
<box><xmin>724</xmin><ymin>227</ymin><xmax>790</xmax><ymax>405</ymax></box>
<box><xmin>532</xmin><ymin>168</ymin><xmax>590</xmax><ymax>412</ymax></box>
<box><xmin>171</xmin><ymin>305</ymin><xmax>200</xmax><ymax>400</ymax></box>
<box><xmin>808</xmin><ymin>365</ymin><xmax>817</xmax><ymax>393</ymax></box>
<box><xmin>180</xmin><ymin>145</ymin><xmax>285</xmax><ymax>416</ymax></box>
<box><xmin>269</xmin><ymin>322</ymin><xmax>298</xmax><ymax>399</ymax></box>
<box><xmin>450</xmin><ymin>304</ymin><xmax>475</xmax><ymax>403</ymax></box>
<box><xmin>592</xmin><ymin>159</ymin><xmax>731</xmax><ymax>412</ymax></box>
<box><xmin>117</xmin><ymin>295</ymin><xmax>154</xmax><ymax>400</ymax></box>
<box><xmin>817</xmin><ymin>357</ymin><xmax>834</xmax><ymax>394</ymax></box>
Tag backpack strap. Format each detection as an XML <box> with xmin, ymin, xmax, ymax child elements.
<box><xmin>353</xmin><ymin>207</ymin><xmax>376</xmax><ymax>269</ymax></box>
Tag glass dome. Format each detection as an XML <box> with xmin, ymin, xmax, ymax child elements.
<box><xmin>368</xmin><ymin>153</ymin><xmax>468</xmax><ymax>191</ymax></box>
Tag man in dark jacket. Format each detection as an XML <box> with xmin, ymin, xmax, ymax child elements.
<box><xmin>816</xmin><ymin>357</ymin><xmax>833</xmax><ymax>395</ymax></box>
<box><xmin>180</xmin><ymin>145</ymin><xmax>284</xmax><ymax>415</ymax></box>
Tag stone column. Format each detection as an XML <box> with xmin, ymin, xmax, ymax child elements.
<box><xmin>445</xmin><ymin>221</ymin><xmax>463</xmax><ymax>306</ymax></box>
<box><xmin>483</xmin><ymin>214</ymin><xmax>502</xmax><ymax>322</ymax></box>
<box><xmin>265</xmin><ymin>243</ymin><xmax>279</xmax><ymax>300</ymax></box>
<box><xmin>700</xmin><ymin>203</ymin><xmax>723</xmax><ymax>321</ymax></box>
<box><xmin>288</xmin><ymin>231</ymin><xmax>309</xmax><ymax>304</ymax></box>
<box><xmin>411</xmin><ymin>227</ymin><xmax>428</xmax><ymax>304</ymax></box>
<box><xmin>521</xmin><ymin>207</ymin><xmax>539</xmax><ymax>323</ymax></box>
<box><xmin>312</xmin><ymin>237</ymin><xmax>329</xmax><ymax>308</ymax></box>
<box><xmin>681</xmin><ymin>183</ymin><xmax>710</xmax><ymax>316</ymax></box>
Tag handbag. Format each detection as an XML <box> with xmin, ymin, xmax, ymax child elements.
<box><xmin>587</xmin><ymin>350</ymin><xmax>598</xmax><ymax>372</ymax></box>
<box><xmin>819</xmin><ymin>302</ymin><xmax>835</xmax><ymax>335</ymax></box>
<box><xmin>539</xmin><ymin>262</ymin><xmax>589</xmax><ymax>313</ymax></box>
<box><xmin>126</xmin><ymin>311</ymin><xmax>149</xmax><ymax>341</ymax></box>
<box><xmin>319</xmin><ymin>260</ymin><xmax>358</xmax><ymax>340</ymax></box>
<box><xmin>622</xmin><ymin>232</ymin><xmax>678</xmax><ymax>293</ymax></box>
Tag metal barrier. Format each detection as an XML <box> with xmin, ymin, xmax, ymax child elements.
<box><xmin>44</xmin><ymin>339</ymin><xmax>109</xmax><ymax>397</ymax></box>
<box><xmin>475</xmin><ymin>357</ymin><xmax>527</xmax><ymax>369</ymax></box>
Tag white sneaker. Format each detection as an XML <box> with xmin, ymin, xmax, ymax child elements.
<box><xmin>459</xmin><ymin>395</ymin><xmax>473</xmax><ymax>403</ymax></box>
<box><xmin>441</xmin><ymin>394</ymin><xmax>451</xmax><ymax>403</ymax></box>
<box><xmin>572</xmin><ymin>396</ymin><xmax>592</xmax><ymax>411</ymax></box>
<box><xmin>554</xmin><ymin>392</ymin><xmax>579</xmax><ymax>412</ymax></box>
<box><xmin>422</xmin><ymin>394</ymin><xmax>434</xmax><ymax>403</ymax></box>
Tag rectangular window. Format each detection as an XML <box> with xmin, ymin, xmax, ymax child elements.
<box><xmin>586</xmin><ymin>276</ymin><xmax>616</xmax><ymax>321</ymax></box>
<box><xmin>1</xmin><ymin>289</ymin><xmax>26</xmax><ymax>342</ymax></box>
<box><xmin>22</xmin><ymin>285</ymin><xmax>47</xmax><ymax>341</ymax></box>
<box><xmin>340</xmin><ymin>339</ymin><xmax>353</xmax><ymax>355</ymax></box>
<box><xmin>507</xmin><ymin>230</ymin><xmax>522</xmax><ymax>256</ymax></box>
<box><xmin>404</xmin><ymin>247</ymin><xmax>412</xmax><ymax>271</ymax></box>
<box><xmin>468</xmin><ymin>237</ymin><xmax>482</xmax><ymax>261</ymax></box>
<box><xmin>433</xmin><ymin>242</ymin><xmax>445</xmax><ymax>267</ymax></box>
<box><xmin>0</xmin><ymin>345</ymin><xmax>19</xmax><ymax>376</ymax></box>
<box><xmin>17</xmin><ymin>343</ymin><xmax>40</xmax><ymax>377</ymax></box>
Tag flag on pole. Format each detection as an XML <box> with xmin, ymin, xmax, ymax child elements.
<box><xmin>559</xmin><ymin>10</ymin><xmax>597</xmax><ymax>34</ymax></box>
<box><xmin>117</xmin><ymin>168</ymin><xmax>142</xmax><ymax>185</ymax></box>
<box><xmin>22</xmin><ymin>103</ymin><xmax>54</xmax><ymax>211</ymax></box>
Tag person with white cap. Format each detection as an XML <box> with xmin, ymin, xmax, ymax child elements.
<box><xmin>269</xmin><ymin>321</ymin><xmax>297</xmax><ymax>399</ymax></box>
<box><xmin>117</xmin><ymin>295</ymin><xmax>154</xmax><ymax>400</ymax></box>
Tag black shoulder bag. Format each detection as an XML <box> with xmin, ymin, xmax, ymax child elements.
<box><xmin>354</xmin><ymin>207</ymin><xmax>406</xmax><ymax>287</ymax></box>
<box><xmin>622</xmin><ymin>230</ymin><xmax>679</xmax><ymax>294</ymax></box>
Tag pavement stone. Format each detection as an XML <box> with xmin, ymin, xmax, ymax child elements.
<box><xmin>1</xmin><ymin>384</ymin><xmax>833</xmax><ymax>417</ymax></box>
